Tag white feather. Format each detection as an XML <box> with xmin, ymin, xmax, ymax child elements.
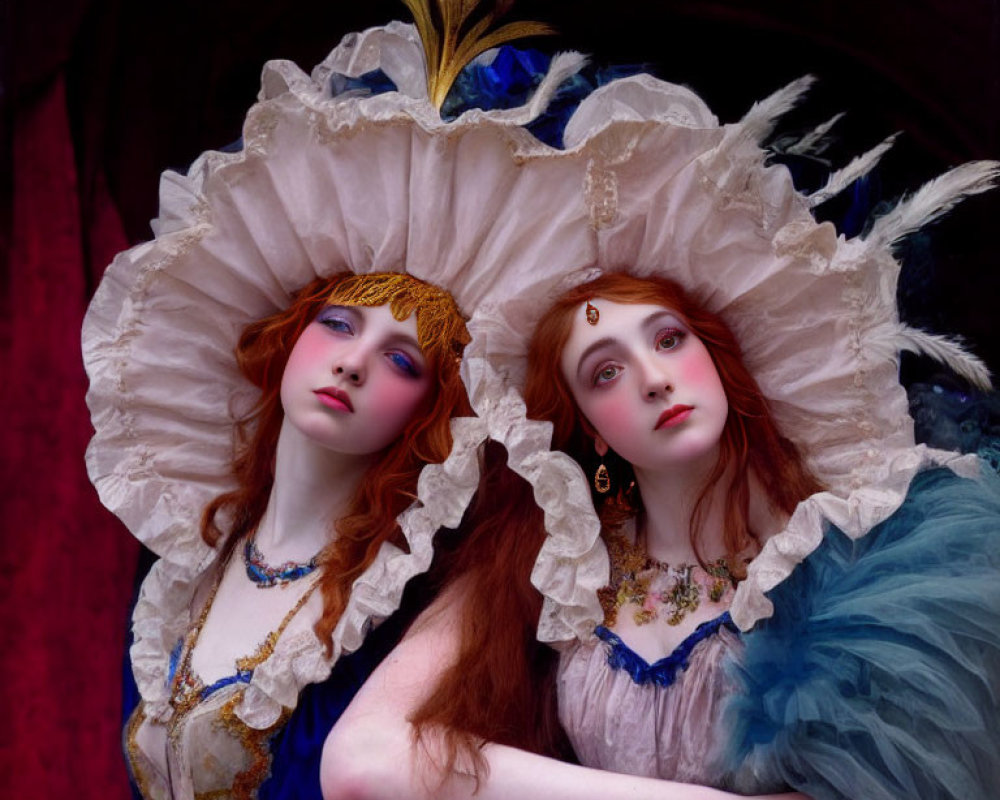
<box><xmin>737</xmin><ymin>75</ymin><xmax>815</xmax><ymax>146</ymax></box>
<box><xmin>894</xmin><ymin>325</ymin><xmax>993</xmax><ymax>390</ymax></box>
<box><xmin>808</xmin><ymin>133</ymin><xmax>898</xmax><ymax>207</ymax></box>
<box><xmin>525</xmin><ymin>51</ymin><xmax>588</xmax><ymax>120</ymax></box>
<box><xmin>786</xmin><ymin>112</ymin><xmax>845</xmax><ymax>156</ymax></box>
<box><xmin>866</xmin><ymin>160</ymin><xmax>1000</xmax><ymax>248</ymax></box>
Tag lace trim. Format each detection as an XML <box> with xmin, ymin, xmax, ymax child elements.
<box><xmin>331</xmin><ymin>415</ymin><xmax>487</xmax><ymax>658</ymax></box>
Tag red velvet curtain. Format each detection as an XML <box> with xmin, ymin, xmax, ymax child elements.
<box><xmin>0</xmin><ymin>75</ymin><xmax>137</xmax><ymax>799</ymax></box>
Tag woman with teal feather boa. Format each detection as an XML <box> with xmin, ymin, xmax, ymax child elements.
<box><xmin>326</xmin><ymin>274</ymin><xmax>1000</xmax><ymax>800</ymax></box>
<box><xmin>527</xmin><ymin>275</ymin><xmax>1000</xmax><ymax>799</ymax></box>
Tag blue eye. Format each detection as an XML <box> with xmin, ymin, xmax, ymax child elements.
<box><xmin>656</xmin><ymin>328</ymin><xmax>685</xmax><ymax>351</ymax></box>
<box><xmin>387</xmin><ymin>351</ymin><xmax>420</xmax><ymax>378</ymax></box>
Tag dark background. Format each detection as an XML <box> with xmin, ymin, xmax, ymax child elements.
<box><xmin>2</xmin><ymin>1</ymin><xmax>997</xmax><ymax>797</ymax></box>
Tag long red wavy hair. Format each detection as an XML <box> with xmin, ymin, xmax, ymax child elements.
<box><xmin>411</xmin><ymin>441</ymin><xmax>572</xmax><ymax>785</ymax></box>
<box><xmin>412</xmin><ymin>272</ymin><xmax>821</xmax><ymax>783</ymax></box>
<box><xmin>200</xmin><ymin>271</ymin><xmax>472</xmax><ymax>651</ymax></box>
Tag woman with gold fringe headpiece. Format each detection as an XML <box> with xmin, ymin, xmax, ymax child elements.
<box><xmin>83</xmin><ymin>5</ymin><xmax>587</xmax><ymax>797</ymax></box>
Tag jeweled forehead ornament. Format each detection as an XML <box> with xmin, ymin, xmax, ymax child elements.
<box><xmin>585</xmin><ymin>300</ymin><xmax>599</xmax><ymax>325</ymax></box>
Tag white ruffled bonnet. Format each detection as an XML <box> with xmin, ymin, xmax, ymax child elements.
<box><xmin>82</xmin><ymin>21</ymin><xmax>602</xmax><ymax>727</ymax></box>
<box><xmin>461</xmin><ymin>63</ymin><xmax>997</xmax><ymax>637</ymax></box>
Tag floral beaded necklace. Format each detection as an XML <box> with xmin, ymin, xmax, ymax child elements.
<box><xmin>597</xmin><ymin>526</ymin><xmax>735</xmax><ymax>629</ymax></box>
<box><xmin>243</xmin><ymin>533</ymin><xmax>321</xmax><ymax>589</ymax></box>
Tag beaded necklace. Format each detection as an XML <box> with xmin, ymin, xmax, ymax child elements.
<box><xmin>243</xmin><ymin>534</ymin><xmax>321</xmax><ymax>589</ymax></box>
<box><xmin>598</xmin><ymin>530</ymin><xmax>733</xmax><ymax>629</ymax></box>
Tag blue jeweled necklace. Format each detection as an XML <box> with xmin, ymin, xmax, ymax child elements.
<box><xmin>243</xmin><ymin>534</ymin><xmax>320</xmax><ymax>589</ymax></box>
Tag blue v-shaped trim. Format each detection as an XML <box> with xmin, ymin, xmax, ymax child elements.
<box><xmin>596</xmin><ymin>612</ymin><xmax>737</xmax><ymax>687</ymax></box>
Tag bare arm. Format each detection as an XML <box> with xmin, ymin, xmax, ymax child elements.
<box><xmin>320</xmin><ymin>583</ymin><xmax>809</xmax><ymax>800</ymax></box>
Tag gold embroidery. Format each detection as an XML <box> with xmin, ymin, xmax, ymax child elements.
<box><xmin>168</xmin><ymin>572</ymin><xmax>317</xmax><ymax>722</ymax></box>
<box><xmin>326</xmin><ymin>272</ymin><xmax>470</xmax><ymax>359</ymax></box>
<box><xmin>162</xmin><ymin>567</ymin><xmax>319</xmax><ymax>798</ymax></box>
<box><xmin>125</xmin><ymin>702</ymin><xmax>155</xmax><ymax>800</ymax></box>
<box><xmin>214</xmin><ymin>691</ymin><xmax>293</xmax><ymax>800</ymax></box>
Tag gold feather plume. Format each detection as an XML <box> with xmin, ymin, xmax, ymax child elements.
<box><xmin>400</xmin><ymin>0</ymin><xmax>555</xmax><ymax>109</ymax></box>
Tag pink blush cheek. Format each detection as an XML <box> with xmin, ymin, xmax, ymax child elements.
<box><xmin>677</xmin><ymin>352</ymin><xmax>718</xmax><ymax>387</ymax></box>
<box><xmin>363</xmin><ymin>369</ymin><xmax>432</xmax><ymax>441</ymax></box>
<box><xmin>280</xmin><ymin>326</ymin><xmax>334</xmax><ymax>402</ymax></box>
<box><xmin>587</xmin><ymin>394</ymin><xmax>638</xmax><ymax>444</ymax></box>
<box><xmin>283</xmin><ymin>326</ymin><xmax>337</xmax><ymax>383</ymax></box>
<box><xmin>371</xmin><ymin>380</ymin><xmax>420</xmax><ymax>423</ymax></box>
<box><xmin>287</xmin><ymin>326</ymin><xmax>329</xmax><ymax>364</ymax></box>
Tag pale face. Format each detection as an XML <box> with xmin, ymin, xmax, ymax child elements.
<box><xmin>280</xmin><ymin>304</ymin><xmax>431</xmax><ymax>455</ymax></box>
<box><xmin>559</xmin><ymin>300</ymin><xmax>729</xmax><ymax>473</ymax></box>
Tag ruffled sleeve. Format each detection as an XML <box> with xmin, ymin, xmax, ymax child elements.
<box><xmin>720</xmin><ymin>466</ymin><xmax>1000</xmax><ymax>799</ymax></box>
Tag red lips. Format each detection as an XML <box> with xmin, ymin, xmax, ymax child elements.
<box><xmin>314</xmin><ymin>387</ymin><xmax>354</xmax><ymax>413</ymax></box>
<box><xmin>655</xmin><ymin>404</ymin><xmax>693</xmax><ymax>430</ymax></box>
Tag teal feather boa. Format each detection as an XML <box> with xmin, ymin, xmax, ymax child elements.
<box><xmin>722</xmin><ymin>468</ymin><xmax>1000</xmax><ymax>799</ymax></box>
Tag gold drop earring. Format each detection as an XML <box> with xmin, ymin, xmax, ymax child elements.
<box><xmin>594</xmin><ymin>462</ymin><xmax>611</xmax><ymax>493</ymax></box>
<box><xmin>593</xmin><ymin>434</ymin><xmax>610</xmax><ymax>493</ymax></box>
